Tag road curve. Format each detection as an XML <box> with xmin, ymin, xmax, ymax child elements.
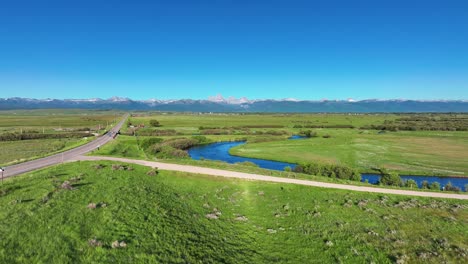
<box><xmin>2</xmin><ymin>114</ymin><xmax>128</xmax><ymax>178</ymax></box>
<box><xmin>77</xmin><ymin>155</ymin><xmax>468</xmax><ymax>200</ymax></box>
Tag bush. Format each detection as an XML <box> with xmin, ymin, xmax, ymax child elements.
<box><xmin>149</xmin><ymin>145</ymin><xmax>189</xmax><ymax>159</ymax></box>
<box><xmin>164</xmin><ymin>138</ymin><xmax>198</xmax><ymax>150</ymax></box>
<box><xmin>421</xmin><ymin>180</ymin><xmax>429</xmax><ymax>189</ymax></box>
<box><xmin>443</xmin><ymin>182</ymin><xmax>460</xmax><ymax>192</ymax></box>
<box><xmin>293</xmin><ymin>165</ymin><xmax>304</xmax><ymax>173</ymax></box>
<box><xmin>293</xmin><ymin>162</ymin><xmax>361</xmax><ymax>181</ymax></box>
<box><xmin>284</xmin><ymin>166</ymin><xmax>292</xmax><ymax>172</ymax></box>
<box><xmin>140</xmin><ymin>137</ymin><xmax>164</xmax><ymax>150</ymax></box>
<box><xmin>149</xmin><ymin>119</ymin><xmax>161</xmax><ymax>127</ymax></box>
<box><xmin>137</xmin><ymin>129</ymin><xmax>177</xmax><ymax>136</ymax></box>
<box><xmin>147</xmin><ymin>168</ymin><xmax>159</xmax><ymax>176</ymax></box>
<box><xmin>201</xmin><ymin>129</ymin><xmax>230</xmax><ymax>135</ymax></box>
<box><xmin>379</xmin><ymin>172</ymin><xmax>402</xmax><ymax>186</ymax></box>
<box><xmin>300</xmin><ymin>130</ymin><xmax>317</xmax><ymax>138</ymax></box>
<box><xmin>0</xmin><ymin>132</ymin><xmax>90</xmax><ymax>142</ymax></box>
<box><xmin>430</xmin><ymin>182</ymin><xmax>441</xmax><ymax>190</ymax></box>
<box><xmin>322</xmin><ymin>134</ymin><xmax>331</xmax><ymax>138</ymax></box>
<box><xmin>191</xmin><ymin>135</ymin><xmax>210</xmax><ymax>144</ymax></box>
<box><xmin>235</xmin><ymin>161</ymin><xmax>259</xmax><ymax>167</ymax></box>
<box><xmin>405</xmin><ymin>179</ymin><xmax>418</xmax><ymax>188</ymax></box>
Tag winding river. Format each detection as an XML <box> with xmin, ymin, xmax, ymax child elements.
<box><xmin>188</xmin><ymin>138</ymin><xmax>468</xmax><ymax>191</ymax></box>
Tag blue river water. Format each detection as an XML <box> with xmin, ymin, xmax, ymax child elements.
<box><xmin>188</xmin><ymin>139</ymin><xmax>468</xmax><ymax>191</ymax></box>
<box><xmin>188</xmin><ymin>141</ymin><xmax>296</xmax><ymax>171</ymax></box>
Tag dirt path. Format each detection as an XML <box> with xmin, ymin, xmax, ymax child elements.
<box><xmin>77</xmin><ymin>155</ymin><xmax>468</xmax><ymax>200</ymax></box>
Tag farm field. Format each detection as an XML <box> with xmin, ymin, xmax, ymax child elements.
<box><xmin>1</xmin><ymin>161</ymin><xmax>466</xmax><ymax>263</ymax></box>
<box><xmin>0</xmin><ymin>138</ymin><xmax>91</xmax><ymax>165</ymax></box>
<box><xmin>0</xmin><ymin>110</ymin><xmax>120</xmax><ymax>165</ymax></box>
<box><xmin>120</xmin><ymin>113</ymin><xmax>468</xmax><ymax>177</ymax></box>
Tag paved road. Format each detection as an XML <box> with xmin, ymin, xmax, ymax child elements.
<box><xmin>2</xmin><ymin>114</ymin><xmax>128</xmax><ymax>178</ymax></box>
<box><xmin>78</xmin><ymin>155</ymin><xmax>468</xmax><ymax>200</ymax></box>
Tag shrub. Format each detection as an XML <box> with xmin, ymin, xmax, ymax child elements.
<box><xmin>284</xmin><ymin>166</ymin><xmax>292</xmax><ymax>172</ymax></box>
<box><xmin>140</xmin><ymin>137</ymin><xmax>164</xmax><ymax>150</ymax></box>
<box><xmin>201</xmin><ymin>129</ymin><xmax>230</xmax><ymax>135</ymax></box>
<box><xmin>235</xmin><ymin>161</ymin><xmax>259</xmax><ymax>167</ymax></box>
<box><xmin>149</xmin><ymin>119</ymin><xmax>161</xmax><ymax>127</ymax></box>
<box><xmin>300</xmin><ymin>130</ymin><xmax>317</xmax><ymax>138</ymax></box>
<box><xmin>293</xmin><ymin>162</ymin><xmax>361</xmax><ymax>181</ymax></box>
<box><xmin>111</xmin><ymin>164</ymin><xmax>124</xmax><ymax>170</ymax></box>
<box><xmin>322</xmin><ymin>134</ymin><xmax>331</xmax><ymax>138</ymax></box>
<box><xmin>293</xmin><ymin>165</ymin><xmax>304</xmax><ymax>173</ymax></box>
<box><xmin>92</xmin><ymin>164</ymin><xmax>105</xmax><ymax>170</ymax></box>
<box><xmin>191</xmin><ymin>135</ymin><xmax>210</xmax><ymax>144</ymax></box>
<box><xmin>405</xmin><ymin>179</ymin><xmax>418</xmax><ymax>188</ymax></box>
<box><xmin>164</xmin><ymin>138</ymin><xmax>198</xmax><ymax>150</ymax></box>
<box><xmin>430</xmin><ymin>182</ymin><xmax>441</xmax><ymax>190</ymax></box>
<box><xmin>379</xmin><ymin>172</ymin><xmax>402</xmax><ymax>186</ymax></box>
<box><xmin>421</xmin><ymin>180</ymin><xmax>429</xmax><ymax>189</ymax></box>
<box><xmin>147</xmin><ymin>168</ymin><xmax>159</xmax><ymax>176</ymax></box>
<box><xmin>150</xmin><ymin>145</ymin><xmax>189</xmax><ymax>159</ymax></box>
<box><xmin>138</xmin><ymin>129</ymin><xmax>177</xmax><ymax>136</ymax></box>
<box><xmin>444</xmin><ymin>182</ymin><xmax>460</xmax><ymax>192</ymax></box>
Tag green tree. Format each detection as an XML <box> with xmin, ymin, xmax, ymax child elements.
<box><xmin>405</xmin><ymin>179</ymin><xmax>417</xmax><ymax>189</ymax></box>
<box><xmin>421</xmin><ymin>180</ymin><xmax>429</xmax><ymax>189</ymax></box>
<box><xmin>379</xmin><ymin>172</ymin><xmax>402</xmax><ymax>186</ymax></box>
<box><xmin>430</xmin><ymin>182</ymin><xmax>441</xmax><ymax>190</ymax></box>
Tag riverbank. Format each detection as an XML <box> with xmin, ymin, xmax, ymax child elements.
<box><xmin>189</xmin><ymin>141</ymin><xmax>468</xmax><ymax>192</ymax></box>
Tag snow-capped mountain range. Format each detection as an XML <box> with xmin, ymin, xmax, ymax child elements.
<box><xmin>0</xmin><ymin>95</ymin><xmax>467</xmax><ymax>112</ymax></box>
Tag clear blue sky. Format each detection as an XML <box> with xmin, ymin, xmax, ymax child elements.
<box><xmin>1</xmin><ymin>0</ymin><xmax>467</xmax><ymax>100</ymax></box>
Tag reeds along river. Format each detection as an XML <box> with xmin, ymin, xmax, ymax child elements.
<box><xmin>188</xmin><ymin>139</ymin><xmax>468</xmax><ymax>192</ymax></box>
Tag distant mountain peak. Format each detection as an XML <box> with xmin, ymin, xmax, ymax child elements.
<box><xmin>207</xmin><ymin>94</ymin><xmax>251</xmax><ymax>104</ymax></box>
<box><xmin>0</xmin><ymin>97</ymin><xmax>467</xmax><ymax>112</ymax></box>
<box><xmin>108</xmin><ymin>96</ymin><xmax>130</xmax><ymax>102</ymax></box>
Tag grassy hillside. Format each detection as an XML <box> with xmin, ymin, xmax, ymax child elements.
<box><xmin>1</xmin><ymin>161</ymin><xmax>467</xmax><ymax>263</ymax></box>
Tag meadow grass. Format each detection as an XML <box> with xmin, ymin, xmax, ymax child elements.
<box><xmin>231</xmin><ymin>129</ymin><xmax>468</xmax><ymax>176</ymax></box>
<box><xmin>0</xmin><ymin>161</ymin><xmax>466</xmax><ymax>263</ymax></box>
<box><xmin>0</xmin><ymin>110</ymin><xmax>122</xmax><ymax>165</ymax></box>
<box><xmin>124</xmin><ymin>113</ymin><xmax>468</xmax><ymax>177</ymax></box>
<box><xmin>0</xmin><ymin>138</ymin><xmax>92</xmax><ymax>165</ymax></box>
<box><xmin>92</xmin><ymin>136</ymin><xmax>467</xmax><ymax>194</ymax></box>
<box><xmin>124</xmin><ymin>112</ymin><xmax>395</xmax><ymax>133</ymax></box>
<box><xmin>0</xmin><ymin>109</ymin><xmax>120</xmax><ymax>133</ymax></box>
<box><xmin>101</xmin><ymin>111</ymin><xmax>468</xmax><ymax>177</ymax></box>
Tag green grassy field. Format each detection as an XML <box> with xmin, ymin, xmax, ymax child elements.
<box><xmin>1</xmin><ymin>161</ymin><xmax>467</xmax><ymax>263</ymax></box>
<box><xmin>125</xmin><ymin>112</ymin><xmax>396</xmax><ymax>133</ymax></box>
<box><xmin>0</xmin><ymin>138</ymin><xmax>91</xmax><ymax>165</ymax></box>
<box><xmin>0</xmin><ymin>110</ymin><xmax>121</xmax><ymax>165</ymax></box>
<box><xmin>122</xmin><ymin>113</ymin><xmax>468</xmax><ymax>177</ymax></box>
<box><xmin>0</xmin><ymin>109</ymin><xmax>120</xmax><ymax>133</ymax></box>
<box><xmin>231</xmin><ymin>129</ymin><xmax>468</xmax><ymax>176</ymax></box>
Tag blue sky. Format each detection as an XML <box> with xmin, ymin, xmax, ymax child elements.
<box><xmin>1</xmin><ymin>0</ymin><xmax>467</xmax><ymax>100</ymax></box>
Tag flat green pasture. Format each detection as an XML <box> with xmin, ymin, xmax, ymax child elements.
<box><xmin>0</xmin><ymin>138</ymin><xmax>93</xmax><ymax>165</ymax></box>
<box><xmin>126</xmin><ymin>112</ymin><xmax>395</xmax><ymax>132</ymax></box>
<box><xmin>1</xmin><ymin>161</ymin><xmax>466</xmax><ymax>263</ymax></box>
<box><xmin>232</xmin><ymin>129</ymin><xmax>468</xmax><ymax>176</ymax></box>
<box><xmin>113</xmin><ymin>113</ymin><xmax>468</xmax><ymax>176</ymax></box>
<box><xmin>0</xmin><ymin>109</ymin><xmax>120</xmax><ymax>133</ymax></box>
<box><xmin>0</xmin><ymin>110</ymin><xmax>123</xmax><ymax>165</ymax></box>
